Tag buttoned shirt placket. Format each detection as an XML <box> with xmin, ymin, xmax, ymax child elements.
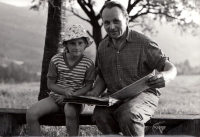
<box><xmin>111</xmin><ymin>41</ymin><xmax>126</xmax><ymax>89</ymax></box>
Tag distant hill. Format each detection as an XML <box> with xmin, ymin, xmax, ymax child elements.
<box><xmin>0</xmin><ymin>3</ymin><xmax>47</xmax><ymax>72</ymax></box>
<box><xmin>0</xmin><ymin>2</ymin><xmax>199</xmax><ymax>73</ymax></box>
<box><xmin>0</xmin><ymin>3</ymin><xmax>96</xmax><ymax>73</ymax></box>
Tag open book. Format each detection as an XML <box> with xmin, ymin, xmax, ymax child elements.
<box><xmin>63</xmin><ymin>73</ymin><xmax>154</xmax><ymax>106</ymax></box>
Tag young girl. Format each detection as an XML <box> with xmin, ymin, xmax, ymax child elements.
<box><xmin>26</xmin><ymin>24</ymin><xmax>95</xmax><ymax>136</ymax></box>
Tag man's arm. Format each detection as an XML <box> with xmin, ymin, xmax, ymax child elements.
<box><xmin>146</xmin><ymin>60</ymin><xmax>177</xmax><ymax>88</ymax></box>
<box><xmin>86</xmin><ymin>75</ymin><xmax>107</xmax><ymax>97</ymax></box>
<box><xmin>73</xmin><ymin>83</ymin><xmax>93</xmax><ymax>96</ymax></box>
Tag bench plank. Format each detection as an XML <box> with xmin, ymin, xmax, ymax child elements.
<box><xmin>0</xmin><ymin>108</ymin><xmax>94</xmax><ymax>125</ymax></box>
<box><xmin>0</xmin><ymin>113</ymin><xmax>21</xmax><ymax>136</ymax></box>
<box><xmin>1</xmin><ymin>108</ymin><xmax>200</xmax><ymax>136</ymax></box>
<box><xmin>1</xmin><ymin>108</ymin><xmax>200</xmax><ymax>126</ymax></box>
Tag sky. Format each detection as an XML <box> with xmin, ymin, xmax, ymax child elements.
<box><xmin>1</xmin><ymin>0</ymin><xmax>36</xmax><ymax>7</ymax></box>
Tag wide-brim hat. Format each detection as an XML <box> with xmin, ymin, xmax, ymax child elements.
<box><xmin>62</xmin><ymin>24</ymin><xmax>93</xmax><ymax>47</ymax></box>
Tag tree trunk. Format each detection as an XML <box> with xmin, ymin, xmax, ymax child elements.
<box><xmin>38</xmin><ymin>0</ymin><xmax>66</xmax><ymax>100</ymax></box>
<box><xmin>92</xmin><ymin>23</ymin><xmax>102</xmax><ymax>68</ymax></box>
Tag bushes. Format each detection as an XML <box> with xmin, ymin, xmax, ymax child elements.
<box><xmin>175</xmin><ymin>60</ymin><xmax>200</xmax><ymax>75</ymax></box>
<box><xmin>0</xmin><ymin>62</ymin><xmax>40</xmax><ymax>83</ymax></box>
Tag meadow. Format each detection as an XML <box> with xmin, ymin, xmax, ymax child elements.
<box><xmin>0</xmin><ymin>75</ymin><xmax>200</xmax><ymax>136</ymax></box>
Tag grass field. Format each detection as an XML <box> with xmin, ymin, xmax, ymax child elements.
<box><xmin>0</xmin><ymin>75</ymin><xmax>200</xmax><ymax>136</ymax></box>
<box><xmin>156</xmin><ymin>75</ymin><xmax>200</xmax><ymax>115</ymax></box>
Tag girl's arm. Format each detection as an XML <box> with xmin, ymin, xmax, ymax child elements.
<box><xmin>73</xmin><ymin>83</ymin><xmax>93</xmax><ymax>96</ymax></box>
<box><xmin>47</xmin><ymin>79</ymin><xmax>73</xmax><ymax>96</ymax></box>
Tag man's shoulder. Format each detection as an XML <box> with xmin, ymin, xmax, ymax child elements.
<box><xmin>128</xmin><ymin>29</ymin><xmax>153</xmax><ymax>42</ymax></box>
<box><xmin>99</xmin><ymin>36</ymin><xmax>109</xmax><ymax>49</ymax></box>
<box><xmin>130</xmin><ymin>30</ymin><xmax>159</xmax><ymax>49</ymax></box>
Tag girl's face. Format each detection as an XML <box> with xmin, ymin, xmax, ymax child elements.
<box><xmin>64</xmin><ymin>38</ymin><xmax>87</xmax><ymax>57</ymax></box>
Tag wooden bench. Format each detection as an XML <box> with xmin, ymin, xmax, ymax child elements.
<box><xmin>0</xmin><ymin>108</ymin><xmax>200</xmax><ymax>136</ymax></box>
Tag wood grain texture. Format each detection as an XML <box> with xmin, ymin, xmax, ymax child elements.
<box><xmin>1</xmin><ymin>108</ymin><xmax>200</xmax><ymax>136</ymax></box>
<box><xmin>0</xmin><ymin>113</ymin><xmax>21</xmax><ymax>136</ymax></box>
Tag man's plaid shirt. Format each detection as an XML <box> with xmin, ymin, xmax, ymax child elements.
<box><xmin>97</xmin><ymin>28</ymin><xmax>168</xmax><ymax>95</ymax></box>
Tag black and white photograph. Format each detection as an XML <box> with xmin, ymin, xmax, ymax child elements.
<box><xmin>0</xmin><ymin>0</ymin><xmax>199</xmax><ymax>136</ymax></box>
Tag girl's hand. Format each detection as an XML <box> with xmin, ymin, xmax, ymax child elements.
<box><xmin>64</xmin><ymin>87</ymin><xmax>74</xmax><ymax>97</ymax></box>
<box><xmin>55</xmin><ymin>95</ymin><xmax>66</xmax><ymax>105</ymax></box>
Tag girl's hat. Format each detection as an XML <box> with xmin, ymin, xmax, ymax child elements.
<box><xmin>62</xmin><ymin>24</ymin><xmax>93</xmax><ymax>47</ymax></box>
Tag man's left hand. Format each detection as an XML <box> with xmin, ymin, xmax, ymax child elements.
<box><xmin>146</xmin><ymin>72</ymin><xmax>170</xmax><ymax>88</ymax></box>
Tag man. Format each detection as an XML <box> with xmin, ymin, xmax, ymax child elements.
<box><xmin>86</xmin><ymin>1</ymin><xmax>177</xmax><ymax>137</ymax></box>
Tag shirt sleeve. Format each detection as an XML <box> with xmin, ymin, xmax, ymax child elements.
<box><xmin>84</xmin><ymin>62</ymin><xmax>95</xmax><ymax>84</ymax></box>
<box><xmin>47</xmin><ymin>59</ymin><xmax>58</xmax><ymax>80</ymax></box>
<box><xmin>145</xmin><ymin>40</ymin><xmax>169</xmax><ymax>71</ymax></box>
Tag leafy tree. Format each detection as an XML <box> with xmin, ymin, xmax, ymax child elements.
<box><xmin>174</xmin><ymin>60</ymin><xmax>200</xmax><ymax>75</ymax></box>
<box><xmin>32</xmin><ymin>0</ymin><xmax>200</xmax><ymax>99</ymax></box>
<box><xmin>66</xmin><ymin>0</ymin><xmax>199</xmax><ymax>47</ymax></box>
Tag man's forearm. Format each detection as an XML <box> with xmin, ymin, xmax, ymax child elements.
<box><xmin>92</xmin><ymin>75</ymin><xmax>107</xmax><ymax>96</ymax></box>
<box><xmin>74</xmin><ymin>84</ymin><xmax>93</xmax><ymax>96</ymax></box>
<box><xmin>162</xmin><ymin>60</ymin><xmax>177</xmax><ymax>81</ymax></box>
<box><xmin>94</xmin><ymin>75</ymin><xmax>107</xmax><ymax>90</ymax></box>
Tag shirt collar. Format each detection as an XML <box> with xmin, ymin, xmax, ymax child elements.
<box><xmin>126</xmin><ymin>27</ymin><xmax>132</xmax><ymax>42</ymax></box>
<box><xmin>106</xmin><ymin>27</ymin><xmax>132</xmax><ymax>47</ymax></box>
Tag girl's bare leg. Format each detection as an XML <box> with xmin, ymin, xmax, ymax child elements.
<box><xmin>64</xmin><ymin>103</ymin><xmax>83</xmax><ymax>136</ymax></box>
<box><xmin>26</xmin><ymin>97</ymin><xmax>60</xmax><ymax>136</ymax></box>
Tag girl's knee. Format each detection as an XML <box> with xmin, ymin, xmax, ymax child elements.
<box><xmin>26</xmin><ymin>107</ymin><xmax>40</xmax><ymax>122</ymax></box>
<box><xmin>64</xmin><ymin>104</ymin><xmax>80</xmax><ymax>118</ymax></box>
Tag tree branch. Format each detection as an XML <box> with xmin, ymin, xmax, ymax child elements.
<box><xmin>66</xmin><ymin>2</ymin><xmax>90</xmax><ymax>23</ymax></box>
<box><xmin>77</xmin><ymin>0</ymin><xmax>96</xmax><ymax>19</ymax></box>
<box><xmin>127</xmin><ymin>0</ymin><xmax>141</xmax><ymax>14</ymax></box>
<box><xmin>86</xmin><ymin>30</ymin><xmax>92</xmax><ymax>38</ymax></box>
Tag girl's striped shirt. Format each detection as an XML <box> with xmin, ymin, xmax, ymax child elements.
<box><xmin>47</xmin><ymin>52</ymin><xmax>95</xmax><ymax>96</ymax></box>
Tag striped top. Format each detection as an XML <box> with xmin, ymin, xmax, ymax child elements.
<box><xmin>98</xmin><ymin>27</ymin><xmax>168</xmax><ymax>95</ymax></box>
<box><xmin>47</xmin><ymin>52</ymin><xmax>95</xmax><ymax>95</ymax></box>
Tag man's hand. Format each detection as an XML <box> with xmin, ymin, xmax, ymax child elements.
<box><xmin>85</xmin><ymin>75</ymin><xmax>107</xmax><ymax>97</ymax></box>
<box><xmin>146</xmin><ymin>60</ymin><xmax>177</xmax><ymax>89</ymax></box>
<box><xmin>85</xmin><ymin>90</ymin><xmax>101</xmax><ymax>97</ymax></box>
<box><xmin>146</xmin><ymin>72</ymin><xmax>170</xmax><ymax>88</ymax></box>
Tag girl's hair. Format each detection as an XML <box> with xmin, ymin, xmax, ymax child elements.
<box><xmin>63</xmin><ymin>37</ymin><xmax>88</xmax><ymax>45</ymax></box>
<box><xmin>63</xmin><ymin>37</ymin><xmax>88</xmax><ymax>52</ymax></box>
<box><xmin>100</xmin><ymin>1</ymin><xmax>129</xmax><ymax>19</ymax></box>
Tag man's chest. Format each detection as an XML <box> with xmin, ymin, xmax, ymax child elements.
<box><xmin>99</xmin><ymin>44</ymin><xmax>145</xmax><ymax>65</ymax></box>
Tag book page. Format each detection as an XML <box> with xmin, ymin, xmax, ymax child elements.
<box><xmin>71</xmin><ymin>95</ymin><xmax>109</xmax><ymax>102</ymax></box>
<box><xmin>110</xmin><ymin>73</ymin><xmax>154</xmax><ymax>101</ymax></box>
